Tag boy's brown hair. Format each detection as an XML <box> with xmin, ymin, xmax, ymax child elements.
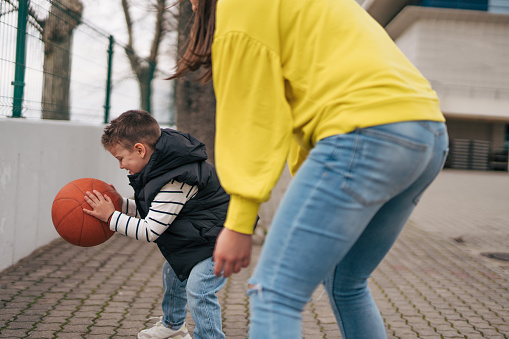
<box><xmin>102</xmin><ymin>110</ymin><xmax>161</xmax><ymax>150</ymax></box>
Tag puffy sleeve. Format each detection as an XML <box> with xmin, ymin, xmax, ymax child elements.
<box><xmin>212</xmin><ymin>32</ymin><xmax>293</xmax><ymax>234</ymax></box>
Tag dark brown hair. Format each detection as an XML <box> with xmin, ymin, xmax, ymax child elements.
<box><xmin>168</xmin><ymin>0</ymin><xmax>217</xmax><ymax>83</ymax></box>
<box><xmin>102</xmin><ymin>110</ymin><xmax>161</xmax><ymax>150</ymax></box>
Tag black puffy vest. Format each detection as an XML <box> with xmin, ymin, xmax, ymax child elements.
<box><xmin>128</xmin><ymin>129</ymin><xmax>229</xmax><ymax>281</ymax></box>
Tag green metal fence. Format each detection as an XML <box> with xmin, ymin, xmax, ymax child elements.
<box><xmin>1</xmin><ymin>0</ymin><xmax>175</xmax><ymax>124</ymax></box>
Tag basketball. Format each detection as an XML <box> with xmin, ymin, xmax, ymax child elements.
<box><xmin>52</xmin><ymin>178</ymin><xmax>122</xmax><ymax>247</ymax></box>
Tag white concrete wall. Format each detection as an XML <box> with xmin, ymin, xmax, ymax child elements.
<box><xmin>0</xmin><ymin>118</ymin><xmax>131</xmax><ymax>272</ymax></box>
<box><xmin>387</xmin><ymin>7</ymin><xmax>509</xmax><ymax>120</ymax></box>
<box><xmin>0</xmin><ymin>117</ymin><xmax>293</xmax><ymax>271</ymax></box>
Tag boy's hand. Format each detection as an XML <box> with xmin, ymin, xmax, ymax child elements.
<box><xmin>108</xmin><ymin>184</ymin><xmax>123</xmax><ymax>204</ymax></box>
<box><xmin>213</xmin><ymin>228</ymin><xmax>252</xmax><ymax>277</ymax></box>
<box><xmin>83</xmin><ymin>190</ymin><xmax>116</xmax><ymax>223</ymax></box>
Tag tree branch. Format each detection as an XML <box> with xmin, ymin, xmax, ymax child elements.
<box><xmin>121</xmin><ymin>0</ymin><xmax>142</xmax><ymax>76</ymax></box>
<box><xmin>148</xmin><ymin>0</ymin><xmax>166</xmax><ymax>65</ymax></box>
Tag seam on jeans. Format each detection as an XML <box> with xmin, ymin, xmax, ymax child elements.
<box><xmin>324</xmin><ymin>133</ymin><xmax>343</xmax><ymax>175</ymax></box>
<box><xmin>190</xmin><ymin>258</ymin><xmax>225</xmax><ymax>338</ymax></box>
<box><xmin>416</xmin><ymin>121</ymin><xmax>437</xmax><ymax>135</ymax></box>
<box><xmin>325</xmin><ymin>266</ymin><xmax>347</xmax><ymax>337</ymax></box>
<box><xmin>359</xmin><ymin>128</ymin><xmax>428</xmax><ymax>151</ymax></box>
<box><xmin>204</xmin><ymin>262</ymin><xmax>215</xmax><ymax>338</ymax></box>
<box><xmin>268</xmin><ymin>152</ymin><xmax>335</xmax><ymax>303</ymax></box>
<box><xmin>341</xmin><ymin>129</ymin><xmax>362</xmax><ymax>194</ymax></box>
<box><xmin>165</xmin><ymin>262</ymin><xmax>180</xmax><ymax>329</ymax></box>
<box><xmin>342</xmin><ymin>130</ymin><xmax>430</xmax><ymax>206</ymax></box>
<box><xmin>416</xmin><ymin>121</ymin><xmax>447</xmax><ymax>136</ymax></box>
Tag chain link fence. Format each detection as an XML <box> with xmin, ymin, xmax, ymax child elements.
<box><xmin>1</xmin><ymin>0</ymin><xmax>175</xmax><ymax>124</ymax></box>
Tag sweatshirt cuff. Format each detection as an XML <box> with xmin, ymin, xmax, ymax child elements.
<box><xmin>224</xmin><ymin>195</ymin><xmax>260</xmax><ymax>235</ymax></box>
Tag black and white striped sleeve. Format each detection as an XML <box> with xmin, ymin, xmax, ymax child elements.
<box><xmin>121</xmin><ymin>197</ymin><xmax>141</xmax><ymax>218</ymax></box>
<box><xmin>109</xmin><ymin>180</ymin><xmax>198</xmax><ymax>242</ymax></box>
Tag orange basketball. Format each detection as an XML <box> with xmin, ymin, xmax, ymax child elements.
<box><xmin>52</xmin><ymin>178</ymin><xmax>122</xmax><ymax>247</ymax></box>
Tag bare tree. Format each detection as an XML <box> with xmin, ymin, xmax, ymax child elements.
<box><xmin>121</xmin><ymin>0</ymin><xmax>175</xmax><ymax>113</ymax></box>
<box><xmin>174</xmin><ymin>0</ymin><xmax>217</xmax><ymax>163</ymax></box>
<box><xmin>41</xmin><ymin>0</ymin><xmax>83</xmax><ymax>120</ymax></box>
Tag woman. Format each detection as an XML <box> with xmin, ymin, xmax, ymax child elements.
<box><xmin>170</xmin><ymin>0</ymin><xmax>448</xmax><ymax>337</ymax></box>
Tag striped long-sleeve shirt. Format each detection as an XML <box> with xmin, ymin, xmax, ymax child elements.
<box><xmin>108</xmin><ymin>180</ymin><xmax>198</xmax><ymax>242</ymax></box>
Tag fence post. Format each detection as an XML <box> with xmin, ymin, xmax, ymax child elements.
<box><xmin>11</xmin><ymin>0</ymin><xmax>29</xmax><ymax>118</ymax></box>
<box><xmin>104</xmin><ymin>35</ymin><xmax>114</xmax><ymax>124</ymax></box>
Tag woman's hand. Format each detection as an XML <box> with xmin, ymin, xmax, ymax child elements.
<box><xmin>213</xmin><ymin>228</ymin><xmax>252</xmax><ymax>277</ymax></box>
<box><xmin>83</xmin><ymin>190</ymin><xmax>116</xmax><ymax>222</ymax></box>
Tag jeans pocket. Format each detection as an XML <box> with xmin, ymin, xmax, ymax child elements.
<box><xmin>339</xmin><ymin>128</ymin><xmax>431</xmax><ymax>206</ymax></box>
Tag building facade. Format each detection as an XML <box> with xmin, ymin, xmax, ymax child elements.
<box><xmin>360</xmin><ymin>0</ymin><xmax>509</xmax><ymax>170</ymax></box>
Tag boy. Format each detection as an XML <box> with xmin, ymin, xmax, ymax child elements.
<box><xmin>83</xmin><ymin>110</ymin><xmax>229</xmax><ymax>339</ymax></box>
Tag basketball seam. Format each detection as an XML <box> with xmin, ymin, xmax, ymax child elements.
<box><xmin>69</xmin><ymin>182</ymin><xmax>88</xmax><ymax>246</ymax></box>
<box><xmin>70</xmin><ymin>180</ymin><xmax>109</xmax><ymax>246</ymax></box>
<box><xmin>91</xmin><ymin>179</ymin><xmax>110</xmax><ymax>241</ymax></box>
<box><xmin>54</xmin><ymin>202</ymin><xmax>83</xmax><ymax>231</ymax></box>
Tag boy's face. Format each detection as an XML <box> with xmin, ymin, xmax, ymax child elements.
<box><xmin>108</xmin><ymin>143</ymin><xmax>151</xmax><ymax>175</ymax></box>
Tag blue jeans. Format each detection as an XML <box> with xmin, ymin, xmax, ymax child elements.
<box><xmin>161</xmin><ymin>257</ymin><xmax>227</xmax><ymax>339</ymax></box>
<box><xmin>248</xmin><ymin>121</ymin><xmax>448</xmax><ymax>338</ymax></box>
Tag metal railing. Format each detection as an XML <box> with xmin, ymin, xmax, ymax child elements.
<box><xmin>414</xmin><ymin>0</ymin><xmax>509</xmax><ymax>13</ymax></box>
<box><xmin>1</xmin><ymin>0</ymin><xmax>175</xmax><ymax>124</ymax></box>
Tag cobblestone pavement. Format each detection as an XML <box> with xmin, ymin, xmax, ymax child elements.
<box><xmin>0</xmin><ymin>169</ymin><xmax>508</xmax><ymax>338</ymax></box>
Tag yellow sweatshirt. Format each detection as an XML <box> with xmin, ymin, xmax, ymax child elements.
<box><xmin>212</xmin><ymin>0</ymin><xmax>445</xmax><ymax>234</ymax></box>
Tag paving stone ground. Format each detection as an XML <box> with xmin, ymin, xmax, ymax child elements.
<box><xmin>0</xmin><ymin>169</ymin><xmax>508</xmax><ymax>338</ymax></box>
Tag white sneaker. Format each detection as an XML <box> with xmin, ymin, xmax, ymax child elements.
<box><xmin>138</xmin><ymin>317</ymin><xmax>192</xmax><ymax>339</ymax></box>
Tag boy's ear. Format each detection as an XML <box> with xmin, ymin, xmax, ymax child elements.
<box><xmin>134</xmin><ymin>143</ymin><xmax>146</xmax><ymax>158</ymax></box>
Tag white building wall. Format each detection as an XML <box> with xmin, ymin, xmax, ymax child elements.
<box><xmin>0</xmin><ymin>118</ymin><xmax>130</xmax><ymax>272</ymax></box>
<box><xmin>490</xmin><ymin>0</ymin><xmax>509</xmax><ymax>13</ymax></box>
<box><xmin>387</xmin><ymin>7</ymin><xmax>509</xmax><ymax>120</ymax></box>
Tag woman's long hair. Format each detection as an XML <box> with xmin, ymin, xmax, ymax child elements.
<box><xmin>169</xmin><ymin>0</ymin><xmax>217</xmax><ymax>83</ymax></box>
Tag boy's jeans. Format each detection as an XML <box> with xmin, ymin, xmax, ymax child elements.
<box><xmin>162</xmin><ymin>257</ymin><xmax>227</xmax><ymax>339</ymax></box>
<box><xmin>248</xmin><ymin>121</ymin><xmax>449</xmax><ymax>338</ymax></box>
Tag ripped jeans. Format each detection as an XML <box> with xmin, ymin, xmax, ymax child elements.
<box><xmin>161</xmin><ymin>257</ymin><xmax>227</xmax><ymax>339</ymax></box>
<box><xmin>248</xmin><ymin>121</ymin><xmax>448</xmax><ymax>338</ymax></box>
